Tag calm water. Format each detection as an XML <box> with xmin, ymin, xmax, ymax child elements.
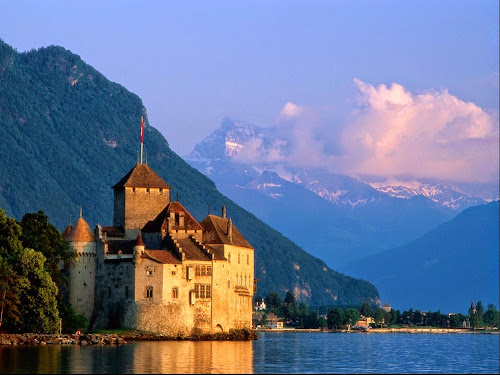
<box><xmin>0</xmin><ymin>332</ymin><xmax>498</xmax><ymax>374</ymax></box>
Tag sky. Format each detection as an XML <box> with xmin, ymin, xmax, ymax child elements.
<box><xmin>1</xmin><ymin>0</ymin><xmax>498</xmax><ymax>184</ymax></box>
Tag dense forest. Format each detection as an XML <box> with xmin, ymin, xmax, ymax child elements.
<box><xmin>0</xmin><ymin>39</ymin><xmax>379</xmax><ymax>306</ymax></box>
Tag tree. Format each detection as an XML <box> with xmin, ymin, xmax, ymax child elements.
<box><xmin>14</xmin><ymin>249</ymin><xmax>60</xmax><ymax>333</ymax></box>
<box><xmin>387</xmin><ymin>309</ymin><xmax>397</xmax><ymax>325</ymax></box>
<box><xmin>328</xmin><ymin>308</ymin><xmax>344</xmax><ymax>330</ymax></box>
<box><xmin>265</xmin><ymin>291</ymin><xmax>283</xmax><ymax>311</ymax></box>
<box><xmin>343</xmin><ymin>308</ymin><xmax>360</xmax><ymax>328</ymax></box>
<box><xmin>360</xmin><ymin>302</ymin><xmax>372</xmax><ymax>317</ymax></box>
<box><xmin>375</xmin><ymin>308</ymin><xmax>387</xmax><ymax>327</ymax></box>
<box><xmin>0</xmin><ymin>209</ymin><xmax>24</xmax><ymax>260</ymax></box>
<box><xmin>283</xmin><ymin>290</ymin><xmax>298</xmax><ymax>321</ymax></box>
<box><xmin>20</xmin><ymin>211</ymin><xmax>75</xmax><ymax>291</ymax></box>
<box><xmin>483</xmin><ymin>304</ymin><xmax>499</xmax><ymax>328</ymax></box>
<box><xmin>475</xmin><ymin>301</ymin><xmax>484</xmax><ymax>327</ymax></box>
<box><xmin>0</xmin><ymin>257</ymin><xmax>21</xmax><ymax>329</ymax></box>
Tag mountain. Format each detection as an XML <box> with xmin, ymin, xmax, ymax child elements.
<box><xmin>342</xmin><ymin>201</ymin><xmax>500</xmax><ymax>313</ymax></box>
<box><xmin>185</xmin><ymin>118</ymin><xmax>462</xmax><ymax>267</ymax></box>
<box><xmin>0</xmin><ymin>38</ymin><xmax>379</xmax><ymax>306</ymax></box>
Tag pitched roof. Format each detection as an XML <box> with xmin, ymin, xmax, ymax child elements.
<box><xmin>200</xmin><ymin>215</ymin><xmax>253</xmax><ymax>249</ymax></box>
<box><xmin>112</xmin><ymin>163</ymin><xmax>171</xmax><ymax>189</ymax></box>
<box><xmin>61</xmin><ymin>225</ymin><xmax>73</xmax><ymax>240</ymax></box>
<box><xmin>65</xmin><ymin>217</ymin><xmax>95</xmax><ymax>242</ymax></box>
<box><xmin>142</xmin><ymin>249</ymin><xmax>181</xmax><ymax>264</ymax></box>
<box><xmin>142</xmin><ymin>201</ymin><xmax>203</xmax><ymax>232</ymax></box>
<box><xmin>176</xmin><ymin>238</ymin><xmax>212</xmax><ymax>261</ymax></box>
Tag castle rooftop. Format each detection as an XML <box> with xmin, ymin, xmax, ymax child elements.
<box><xmin>65</xmin><ymin>217</ymin><xmax>95</xmax><ymax>242</ymax></box>
<box><xmin>112</xmin><ymin>163</ymin><xmax>171</xmax><ymax>189</ymax></box>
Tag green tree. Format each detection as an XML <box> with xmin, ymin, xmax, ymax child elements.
<box><xmin>283</xmin><ymin>290</ymin><xmax>298</xmax><ymax>321</ymax></box>
<box><xmin>0</xmin><ymin>257</ymin><xmax>21</xmax><ymax>329</ymax></box>
<box><xmin>265</xmin><ymin>291</ymin><xmax>283</xmax><ymax>311</ymax></box>
<box><xmin>360</xmin><ymin>302</ymin><xmax>372</xmax><ymax>317</ymax></box>
<box><xmin>374</xmin><ymin>308</ymin><xmax>387</xmax><ymax>327</ymax></box>
<box><xmin>59</xmin><ymin>304</ymin><xmax>87</xmax><ymax>333</ymax></box>
<box><xmin>328</xmin><ymin>308</ymin><xmax>344</xmax><ymax>330</ymax></box>
<box><xmin>14</xmin><ymin>249</ymin><xmax>60</xmax><ymax>333</ymax></box>
<box><xmin>483</xmin><ymin>304</ymin><xmax>499</xmax><ymax>328</ymax></box>
<box><xmin>343</xmin><ymin>308</ymin><xmax>360</xmax><ymax>328</ymax></box>
<box><xmin>0</xmin><ymin>209</ymin><xmax>24</xmax><ymax>260</ymax></box>
<box><xmin>387</xmin><ymin>309</ymin><xmax>397</xmax><ymax>325</ymax></box>
<box><xmin>475</xmin><ymin>301</ymin><xmax>484</xmax><ymax>327</ymax></box>
<box><xmin>449</xmin><ymin>314</ymin><xmax>464</xmax><ymax>328</ymax></box>
<box><xmin>20</xmin><ymin>211</ymin><xmax>75</xmax><ymax>291</ymax></box>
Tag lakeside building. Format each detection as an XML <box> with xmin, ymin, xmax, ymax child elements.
<box><xmin>63</xmin><ymin>160</ymin><xmax>255</xmax><ymax>335</ymax></box>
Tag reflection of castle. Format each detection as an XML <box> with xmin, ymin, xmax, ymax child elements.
<box><xmin>63</xmin><ymin>160</ymin><xmax>255</xmax><ymax>334</ymax></box>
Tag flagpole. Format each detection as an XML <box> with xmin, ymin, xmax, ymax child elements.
<box><xmin>140</xmin><ymin>116</ymin><xmax>144</xmax><ymax>164</ymax></box>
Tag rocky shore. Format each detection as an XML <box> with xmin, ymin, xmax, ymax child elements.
<box><xmin>0</xmin><ymin>329</ymin><xmax>257</xmax><ymax>346</ymax></box>
<box><xmin>0</xmin><ymin>333</ymin><xmax>127</xmax><ymax>346</ymax></box>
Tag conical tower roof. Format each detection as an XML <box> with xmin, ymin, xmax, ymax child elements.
<box><xmin>112</xmin><ymin>164</ymin><xmax>171</xmax><ymax>189</ymax></box>
<box><xmin>65</xmin><ymin>217</ymin><xmax>95</xmax><ymax>242</ymax></box>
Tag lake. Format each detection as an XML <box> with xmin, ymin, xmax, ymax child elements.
<box><xmin>0</xmin><ymin>332</ymin><xmax>498</xmax><ymax>373</ymax></box>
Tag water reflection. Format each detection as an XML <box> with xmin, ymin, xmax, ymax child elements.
<box><xmin>0</xmin><ymin>340</ymin><xmax>253</xmax><ymax>374</ymax></box>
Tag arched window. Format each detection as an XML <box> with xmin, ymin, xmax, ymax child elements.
<box><xmin>146</xmin><ymin>286</ymin><xmax>154</xmax><ymax>298</ymax></box>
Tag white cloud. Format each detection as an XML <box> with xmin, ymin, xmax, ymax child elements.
<box><xmin>340</xmin><ymin>79</ymin><xmax>499</xmax><ymax>183</ymax></box>
<box><xmin>278</xmin><ymin>102</ymin><xmax>304</xmax><ymax>119</ymax></box>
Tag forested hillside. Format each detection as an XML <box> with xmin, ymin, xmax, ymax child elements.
<box><xmin>343</xmin><ymin>201</ymin><xmax>499</xmax><ymax>312</ymax></box>
<box><xmin>0</xmin><ymin>39</ymin><xmax>379</xmax><ymax>306</ymax></box>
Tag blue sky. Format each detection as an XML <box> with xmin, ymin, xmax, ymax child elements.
<box><xmin>1</xmin><ymin>0</ymin><xmax>498</xmax><ymax>179</ymax></box>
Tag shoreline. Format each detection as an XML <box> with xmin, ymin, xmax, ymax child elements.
<box><xmin>255</xmin><ymin>327</ymin><xmax>499</xmax><ymax>334</ymax></box>
<box><xmin>0</xmin><ymin>329</ymin><xmax>258</xmax><ymax>346</ymax></box>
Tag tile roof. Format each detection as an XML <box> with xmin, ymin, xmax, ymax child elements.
<box><xmin>61</xmin><ymin>225</ymin><xmax>73</xmax><ymax>240</ymax></box>
<box><xmin>200</xmin><ymin>215</ymin><xmax>253</xmax><ymax>249</ymax></box>
<box><xmin>142</xmin><ymin>249</ymin><xmax>181</xmax><ymax>264</ymax></box>
<box><xmin>112</xmin><ymin>163</ymin><xmax>171</xmax><ymax>189</ymax></box>
<box><xmin>102</xmin><ymin>226</ymin><xmax>125</xmax><ymax>237</ymax></box>
<box><xmin>176</xmin><ymin>238</ymin><xmax>212</xmax><ymax>261</ymax></box>
<box><xmin>142</xmin><ymin>201</ymin><xmax>203</xmax><ymax>232</ymax></box>
<box><xmin>65</xmin><ymin>217</ymin><xmax>95</xmax><ymax>242</ymax></box>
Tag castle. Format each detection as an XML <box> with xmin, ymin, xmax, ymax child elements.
<box><xmin>62</xmin><ymin>161</ymin><xmax>255</xmax><ymax>335</ymax></box>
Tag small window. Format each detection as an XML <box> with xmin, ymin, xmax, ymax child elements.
<box><xmin>238</xmin><ymin>253</ymin><xmax>240</xmax><ymax>264</ymax></box>
<box><xmin>247</xmin><ymin>254</ymin><xmax>249</xmax><ymax>265</ymax></box>
<box><xmin>228</xmin><ymin>253</ymin><xmax>231</xmax><ymax>263</ymax></box>
<box><xmin>146</xmin><ymin>286</ymin><xmax>154</xmax><ymax>298</ymax></box>
<box><xmin>108</xmin><ymin>288</ymin><xmax>111</xmax><ymax>298</ymax></box>
<box><xmin>147</xmin><ymin>188</ymin><xmax>150</xmax><ymax>194</ymax></box>
<box><xmin>206</xmin><ymin>285</ymin><xmax>211</xmax><ymax>298</ymax></box>
<box><xmin>172</xmin><ymin>271</ymin><xmax>176</xmax><ymax>276</ymax></box>
<box><xmin>125</xmin><ymin>286</ymin><xmax>129</xmax><ymax>298</ymax></box>
<box><xmin>133</xmin><ymin>187</ymin><xmax>136</xmax><ymax>193</ymax></box>
<box><xmin>146</xmin><ymin>269</ymin><xmax>153</xmax><ymax>276</ymax></box>
<box><xmin>172</xmin><ymin>287</ymin><xmax>179</xmax><ymax>299</ymax></box>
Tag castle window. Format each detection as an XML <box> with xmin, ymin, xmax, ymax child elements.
<box><xmin>228</xmin><ymin>253</ymin><xmax>231</xmax><ymax>263</ymax></box>
<box><xmin>133</xmin><ymin>188</ymin><xmax>136</xmax><ymax>193</ymax></box>
<box><xmin>172</xmin><ymin>287</ymin><xmax>179</xmax><ymax>299</ymax></box>
<box><xmin>194</xmin><ymin>284</ymin><xmax>211</xmax><ymax>299</ymax></box>
<box><xmin>247</xmin><ymin>254</ymin><xmax>249</xmax><ymax>265</ymax></box>
<box><xmin>125</xmin><ymin>286</ymin><xmax>129</xmax><ymax>298</ymax></box>
<box><xmin>147</xmin><ymin>188</ymin><xmax>150</xmax><ymax>194</ymax></box>
<box><xmin>238</xmin><ymin>253</ymin><xmax>240</xmax><ymax>264</ymax></box>
<box><xmin>160</xmin><ymin>188</ymin><xmax>163</xmax><ymax>194</ymax></box>
<box><xmin>108</xmin><ymin>288</ymin><xmax>111</xmax><ymax>298</ymax></box>
<box><xmin>172</xmin><ymin>271</ymin><xmax>176</xmax><ymax>276</ymax></box>
<box><xmin>146</xmin><ymin>268</ymin><xmax>153</xmax><ymax>276</ymax></box>
<box><xmin>146</xmin><ymin>286</ymin><xmax>154</xmax><ymax>298</ymax></box>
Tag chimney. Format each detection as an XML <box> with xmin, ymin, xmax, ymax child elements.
<box><xmin>227</xmin><ymin>218</ymin><xmax>233</xmax><ymax>242</ymax></box>
<box><xmin>222</xmin><ymin>205</ymin><xmax>226</xmax><ymax>219</ymax></box>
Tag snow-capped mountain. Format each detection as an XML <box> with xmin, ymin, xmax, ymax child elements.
<box><xmin>185</xmin><ymin>117</ymin><xmax>489</xmax><ymax>212</ymax></box>
<box><xmin>365</xmin><ymin>179</ymin><xmax>487</xmax><ymax>211</ymax></box>
<box><xmin>184</xmin><ymin>118</ymin><xmax>487</xmax><ymax>267</ymax></box>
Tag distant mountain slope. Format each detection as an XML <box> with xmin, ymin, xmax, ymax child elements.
<box><xmin>342</xmin><ymin>201</ymin><xmax>500</xmax><ymax>313</ymax></box>
<box><xmin>0</xmin><ymin>39</ymin><xmax>379</xmax><ymax>306</ymax></box>
<box><xmin>185</xmin><ymin>118</ymin><xmax>457</xmax><ymax>267</ymax></box>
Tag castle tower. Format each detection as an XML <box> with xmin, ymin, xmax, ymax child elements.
<box><xmin>64</xmin><ymin>214</ymin><xmax>96</xmax><ymax>320</ymax></box>
<box><xmin>112</xmin><ymin>163</ymin><xmax>171</xmax><ymax>238</ymax></box>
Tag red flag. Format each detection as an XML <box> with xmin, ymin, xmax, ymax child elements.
<box><xmin>140</xmin><ymin>116</ymin><xmax>144</xmax><ymax>143</ymax></box>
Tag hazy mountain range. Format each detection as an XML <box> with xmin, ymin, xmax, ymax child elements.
<box><xmin>342</xmin><ymin>201</ymin><xmax>499</xmax><ymax>312</ymax></box>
